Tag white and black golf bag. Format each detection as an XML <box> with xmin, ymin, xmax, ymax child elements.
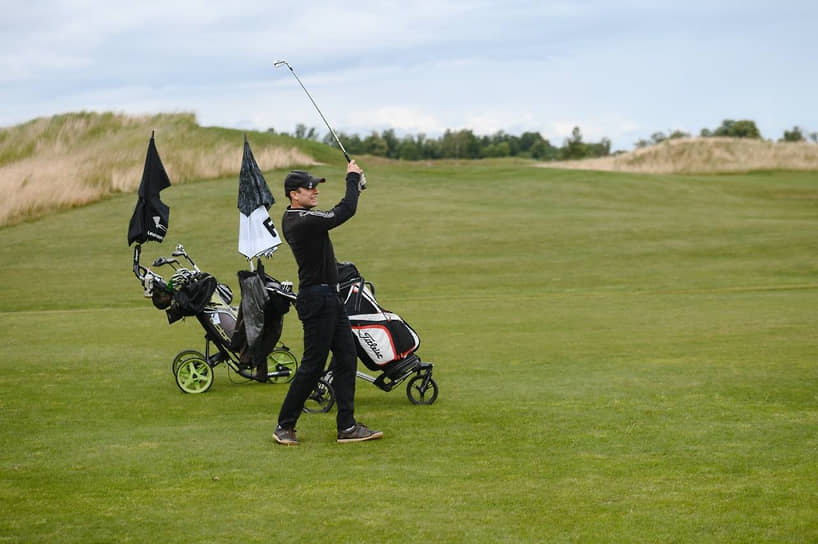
<box><xmin>312</xmin><ymin>261</ymin><xmax>438</xmax><ymax>407</ymax></box>
<box><xmin>337</xmin><ymin>262</ymin><xmax>420</xmax><ymax>372</ymax></box>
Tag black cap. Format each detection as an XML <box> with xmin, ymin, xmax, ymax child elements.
<box><xmin>284</xmin><ymin>170</ymin><xmax>325</xmax><ymax>197</ymax></box>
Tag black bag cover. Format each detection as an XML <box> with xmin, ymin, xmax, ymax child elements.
<box><xmin>166</xmin><ymin>274</ymin><xmax>217</xmax><ymax>324</ymax></box>
<box><xmin>230</xmin><ymin>261</ymin><xmax>291</xmax><ymax>377</ymax></box>
<box><xmin>336</xmin><ymin>261</ymin><xmax>361</xmax><ymax>283</ymax></box>
<box><xmin>128</xmin><ymin>133</ymin><xmax>171</xmax><ymax>246</ymax></box>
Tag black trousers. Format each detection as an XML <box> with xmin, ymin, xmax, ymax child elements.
<box><xmin>277</xmin><ymin>290</ymin><xmax>357</xmax><ymax>431</ymax></box>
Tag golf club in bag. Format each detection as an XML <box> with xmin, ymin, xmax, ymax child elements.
<box><xmin>274</xmin><ymin>60</ymin><xmax>366</xmax><ymax>190</ymax></box>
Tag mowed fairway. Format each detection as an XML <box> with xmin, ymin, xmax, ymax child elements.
<box><xmin>1</xmin><ymin>161</ymin><xmax>816</xmax><ymax>542</ymax></box>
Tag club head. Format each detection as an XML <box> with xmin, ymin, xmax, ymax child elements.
<box><xmin>273</xmin><ymin>60</ymin><xmax>290</xmax><ymax>69</ymax></box>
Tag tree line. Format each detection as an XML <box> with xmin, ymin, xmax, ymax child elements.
<box><xmin>269</xmin><ymin>119</ymin><xmax>817</xmax><ymax>161</ymax></box>
<box><xmin>635</xmin><ymin>120</ymin><xmax>818</xmax><ymax>148</ymax></box>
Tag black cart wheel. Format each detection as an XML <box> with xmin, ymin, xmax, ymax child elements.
<box><xmin>303</xmin><ymin>378</ymin><xmax>335</xmax><ymax>414</ymax></box>
<box><xmin>406</xmin><ymin>374</ymin><xmax>438</xmax><ymax>405</ymax></box>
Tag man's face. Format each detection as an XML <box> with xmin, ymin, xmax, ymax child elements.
<box><xmin>290</xmin><ymin>186</ymin><xmax>319</xmax><ymax>209</ymax></box>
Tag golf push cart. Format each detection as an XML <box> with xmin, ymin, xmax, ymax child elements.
<box><xmin>132</xmin><ymin>243</ymin><xmax>314</xmax><ymax>396</ymax></box>
<box><xmin>304</xmin><ymin>261</ymin><xmax>439</xmax><ymax>411</ymax></box>
<box><xmin>132</xmin><ymin>246</ymin><xmax>437</xmax><ymax>407</ymax></box>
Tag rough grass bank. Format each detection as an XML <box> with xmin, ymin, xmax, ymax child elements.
<box><xmin>0</xmin><ymin>112</ymin><xmax>330</xmax><ymax>227</ymax></box>
<box><xmin>4</xmin><ymin>112</ymin><xmax>818</xmax><ymax>229</ymax></box>
<box><xmin>540</xmin><ymin>137</ymin><xmax>818</xmax><ymax>174</ymax></box>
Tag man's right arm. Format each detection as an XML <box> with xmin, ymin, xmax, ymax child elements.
<box><xmin>328</xmin><ymin>171</ymin><xmax>361</xmax><ymax>227</ymax></box>
<box><xmin>291</xmin><ymin>162</ymin><xmax>363</xmax><ymax>233</ymax></box>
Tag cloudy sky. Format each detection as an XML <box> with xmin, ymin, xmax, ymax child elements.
<box><xmin>1</xmin><ymin>0</ymin><xmax>815</xmax><ymax>151</ymax></box>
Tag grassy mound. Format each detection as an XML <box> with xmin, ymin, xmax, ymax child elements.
<box><xmin>0</xmin><ymin>112</ymin><xmax>335</xmax><ymax>227</ymax></box>
<box><xmin>540</xmin><ymin>137</ymin><xmax>818</xmax><ymax>174</ymax></box>
<box><xmin>5</xmin><ymin>113</ymin><xmax>818</xmax><ymax>229</ymax></box>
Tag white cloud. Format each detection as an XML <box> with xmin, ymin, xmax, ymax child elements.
<box><xmin>1</xmin><ymin>1</ymin><xmax>817</xmax><ymax>149</ymax></box>
<box><xmin>350</xmin><ymin>106</ymin><xmax>445</xmax><ymax>135</ymax></box>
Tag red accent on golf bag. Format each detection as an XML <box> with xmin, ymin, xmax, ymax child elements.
<box><xmin>342</xmin><ymin>282</ymin><xmax>420</xmax><ymax>372</ymax></box>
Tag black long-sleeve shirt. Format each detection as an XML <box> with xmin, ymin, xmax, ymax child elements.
<box><xmin>281</xmin><ymin>172</ymin><xmax>361</xmax><ymax>290</ymax></box>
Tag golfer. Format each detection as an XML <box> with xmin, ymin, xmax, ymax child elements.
<box><xmin>273</xmin><ymin>161</ymin><xmax>383</xmax><ymax>445</ymax></box>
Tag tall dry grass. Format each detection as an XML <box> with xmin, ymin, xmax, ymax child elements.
<box><xmin>538</xmin><ymin>137</ymin><xmax>818</xmax><ymax>174</ymax></box>
<box><xmin>0</xmin><ymin>112</ymin><xmax>317</xmax><ymax>227</ymax></box>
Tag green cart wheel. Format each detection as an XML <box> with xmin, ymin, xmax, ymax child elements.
<box><xmin>267</xmin><ymin>348</ymin><xmax>298</xmax><ymax>384</ymax></box>
<box><xmin>175</xmin><ymin>356</ymin><xmax>214</xmax><ymax>394</ymax></box>
<box><xmin>172</xmin><ymin>349</ymin><xmax>205</xmax><ymax>376</ymax></box>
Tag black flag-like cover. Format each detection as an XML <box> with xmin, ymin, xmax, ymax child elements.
<box><xmin>237</xmin><ymin>135</ymin><xmax>281</xmax><ymax>259</ymax></box>
<box><xmin>237</xmin><ymin>134</ymin><xmax>274</xmax><ymax>215</ymax></box>
<box><xmin>128</xmin><ymin>132</ymin><xmax>171</xmax><ymax>245</ymax></box>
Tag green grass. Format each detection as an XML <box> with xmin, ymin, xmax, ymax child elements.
<box><xmin>1</xmin><ymin>161</ymin><xmax>817</xmax><ymax>542</ymax></box>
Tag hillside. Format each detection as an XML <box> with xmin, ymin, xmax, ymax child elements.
<box><xmin>539</xmin><ymin>137</ymin><xmax>818</xmax><ymax>174</ymax></box>
<box><xmin>3</xmin><ymin>113</ymin><xmax>818</xmax><ymax>228</ymax></box>
<box><xmin>0</xmin><ymin>112</ymin><xmax>335</xmax><ymax>227</ymax></box>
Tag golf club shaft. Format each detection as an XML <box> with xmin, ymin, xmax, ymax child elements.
<box><xmin>274</xmin><ymin>60</ymin><xmax>351</xmax><ymax>163</ymax></box>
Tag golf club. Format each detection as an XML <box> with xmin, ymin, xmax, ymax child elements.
<box><xmin>274</xmin><ymin>60</ymin><xmax>366</xmax><ymax>190</ymax></box>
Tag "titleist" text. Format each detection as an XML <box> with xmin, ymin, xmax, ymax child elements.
<box><xmin>359</xmin><ymin>331</ymin><xmax>383</xmax><ymax>359</ymax></box>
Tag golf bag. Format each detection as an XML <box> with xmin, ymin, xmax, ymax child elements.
<box><xmin>337</xmin><ymin>262</ymin><xmax>420</xmax><ymax>371</ymax></box>
<box><xmin>313</xmin><ymin>261</ymin><xmax>437</xmax><ymax>407</ymax></box>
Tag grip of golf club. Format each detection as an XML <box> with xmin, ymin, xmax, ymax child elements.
<box><xmin>347</xmin><ymin>154</ymin><xmax>366</xmax><ymax>190</ymax></box>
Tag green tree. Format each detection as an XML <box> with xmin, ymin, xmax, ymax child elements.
<box><xmin>363</xmin><ymin>131</ymin><xmax>388</xmax><ymax>156</ymax></box>
<box><xmin>294</xmin><ymin>124</ymin><xmax>319</xmax><ymax>140</ymax></box>
<box><xmin>780</xmin><ymin>126</ymin><xmax>805</xmax><ymax>142</ymax></box>
<box><xmin>439</xmin><ymin>130</ymin><xmax>456</xmax><ymax>158</ymax></box>
<box><xmin>398</xmin><ymin>135</ymin><xmax>420</xmax><ymax>160</ymax></box>
<box><xmin>381</xmin><ymin>129</ymin><xmax>400</xmax><ymax>158</ymax></box>
<box><xmin>730</xmin><ymin>120</ymin><xmax>761</xmax><ymax>138</ymax></box>
<box><xmin>324</xmin><ymin>132</ymin><xmax>363</xmax><ymax>155</ymax></box>
<box><xmin>518</xmin><ymin>131</ymin><xmax>542</xmax><ymax>154</ymax></box>
<box><xmin>585</xmin><ymin>137</ymin><xmax>611</xmax><ymax>158</ymax></box>
<box><xmin>713</xmin><ymin>120</ymin><xmax>736</xmax><ymax>137</ymax></box>
<box><xmin>530</xmin><ymin>139</ymin><xmax>558</xmax><ymax>160</ymax></box>
<box><xmin>440</xmin><ymin>129</ymin><xmax>480</xmax><ymax>159</ymax></box>
<box><xmin>561</xmin><ymin>126</ymin><xmax>586</xmax><ymax>159</ymax></box>
<box><xmin>482</xmin><ymin>141</ymin><xmax>511</xmax><ymax>158</ymax></box>
<box><xmin>712</xmin><ymin>119</ymin><xmax>761</xmax><ymax>139</ymax></box>
<box><xmin>421</xmin><ymin>136</ymin><xmax>442</xmax><ymax>159</ymax></box>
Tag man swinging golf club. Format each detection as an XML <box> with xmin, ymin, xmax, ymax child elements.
<box><xmin>273</xmin><ymin>160</ymin><xmax>382</xmax><ymax>445</ymax></box>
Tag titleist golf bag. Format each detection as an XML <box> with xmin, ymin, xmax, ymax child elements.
<box><xmin>316</xmin><ymin>262</ymin><xmax>437</xmax><ymax>406</ymax></box>
<box><xmin>338</xmin><ymin>262</ymin><xmax>421</xmax><ymax>371</ymax></box>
